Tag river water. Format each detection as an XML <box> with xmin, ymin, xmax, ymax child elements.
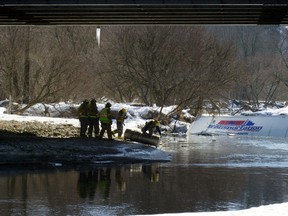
<box><xmin>1</xmin><ymin>135</ymin><xmax>288</xmax><ymax>216</ymax></box>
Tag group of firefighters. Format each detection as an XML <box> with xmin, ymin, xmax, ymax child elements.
<box><xmin>78</xmin><ymin>99</ymin><xmax>161</xmax><ymax>139</ymax></box>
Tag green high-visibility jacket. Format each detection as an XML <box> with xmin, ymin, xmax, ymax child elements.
<box><xmin>99</xmin><ymin>108</ymin><xmax>112</xmax><ymax>123</ymax></box>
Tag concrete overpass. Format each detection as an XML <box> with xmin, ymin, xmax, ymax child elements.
<box><xmin>1</xmin><ymin>0</ymin><xmax>288</xmax><ymax>25</ymax></box>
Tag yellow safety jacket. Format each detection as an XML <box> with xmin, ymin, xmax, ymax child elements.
<box><xmin>88</xmin><ymin>103</ymin><xmax>99</xmax><ymax>118</ymax></box>
<box><xmin>116</xmin><ymin>110</ymin><xmax>126</xmax><ymax>123</ymax></box>
<box><xmin>78</xmin><ymin>103</ymin><xmax>89</xmax><ymax>118</ymax></box>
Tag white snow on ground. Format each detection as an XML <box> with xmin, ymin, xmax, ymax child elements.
<box><xmin>0</xmin><ymin>102</ymin><xmax>189</xmax><ymax>133</ymax></box>
<box><xmin>136</xmin><ymin>202</ymin><xmax>288</xmax><ymax>216</ymax></box>
<box><xmin>0</xmin><ymin>112</ymin><xmax>80</xmax><ymax>127</ymax></box>
<box><xmin>237</xmin><ymin>106</ymin><xmax>288</xmax><ymax>116</ymax></box>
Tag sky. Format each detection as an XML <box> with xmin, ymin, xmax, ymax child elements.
<box><xmin>1</xmin><ymin>101</ymin><xmax>288</xmax><ymax>215</ymax></box>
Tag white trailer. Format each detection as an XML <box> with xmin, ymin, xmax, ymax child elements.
<box><xmin>189</xmin><ymin>115</ymin><xmax>288</xmax><ymax>137</ymax></box>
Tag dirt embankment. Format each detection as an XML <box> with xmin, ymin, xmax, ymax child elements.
<box><xmin>0</xmin><ymin>120</ymin><xmax>79</xmax><ymax>138</ymax></box>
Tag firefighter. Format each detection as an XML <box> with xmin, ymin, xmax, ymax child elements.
<box><xmin>78</xmin><ymin>99</ymin><xmax>89</xmax><ymax>137</ymax></box>
<box><xmin>141</xmin><ymin>119</ymin><xmax>161</xmax><ymax>136</ymax></box>
<box><xmin>87</xmin><ymin>99</ymin><xmax>99</xmax><ymax>138</ymax></box>
<box><xmin>112</xmin><ymin>108</ymin><xmax>127</xmax><ymax>138</ymax></box>
<box><xmin>99</xmin><ymin>102</ymin><xmax>113</xmax><ymax>139</ymax></box>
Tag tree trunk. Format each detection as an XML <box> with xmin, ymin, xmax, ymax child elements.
<box><xmin>7</xmin><ymin>94</ymin><xmax>12</xmax><ymax>114</ymax></box>
<box><xmin>23</xmin><ymin>27</ymin><xmax>30</xmax><ymax>104</ymax></box>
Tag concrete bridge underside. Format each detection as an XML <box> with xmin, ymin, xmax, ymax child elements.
<box><xmin>1</xmin><ymin>0</ymin><xmax>288</xmax><ymax>25</ymax></box>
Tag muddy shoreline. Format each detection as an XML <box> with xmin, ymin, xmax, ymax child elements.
<box><xmin>0</xmin><ymin>122</ymin><xmax>170</xmax><ymax>167</ymax></box>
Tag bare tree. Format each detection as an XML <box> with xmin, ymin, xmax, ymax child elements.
<box><xmin>23</xmin><ymin>27</ymin><xmax>31</xmax><ymax>104</ymax></box>
<box><xmin>0</xmin><ymin>26</ymin><xmax>100</xmax><ymax>113</ymax></box>
<box><xmin>99</xmin><ymin>26</ymin><xmax>239</xmax><ymax>117</ymax></box>
<box><xmin>273</xmin><ymin>27</ymin><xmax>288</xmax><ymax>101</ymax></box>
<box><xmin>175</xmin><ymin>30</ymin><xmax>239</xmax><ymax>116</ymax></box>
<box><xmin>211</xmin><ymin>26</ymin><xmax>284</xmax><ymax>108</ymax></box>
<box><xmin>0</xmin><ymin>27</ymin><xmax>25</xmax><ymax>113</ymax></box>
<box><xmin>100</xmin><ymin>26</ymin><xmax>197</xmax><ymax>111</ymax></box>
<box><xmin>16</xmin><ymin>27</ymin><xmax>83</xmax><ymax>112</ymax></box>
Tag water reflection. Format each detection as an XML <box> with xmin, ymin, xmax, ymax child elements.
<box><xmin>1</xmin><ymin>136</ymin><xmax>288</xmax><ymax>215</ymax></box>
<box><xmin>76</xmin><ymin>164</ymin><xmax>160</xmax><ymax>202</ymax></box>
<box><xmin>77</xmin><ymin>170</ymin><xmax>99</xmax><ymax>200</ymax></box>
<box><xmin>0</xmin><ymin>164</ymin><xmax>161</xmax><ymax>215</ymax></box>
<box><xmin>142</xmin><ymin>164</ymin><xmax>160</xmax><ymax>182</ymax></box>
<box><xmin>115</xmin><ymin>167</ymin><xmax>126</xmax><ymax>193</ymax></box>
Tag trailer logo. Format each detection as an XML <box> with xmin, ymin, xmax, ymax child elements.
<box><xmin>208</xmin><ymin>119</ymin><xmax>263</xmax><ymax>132</ymax></box>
